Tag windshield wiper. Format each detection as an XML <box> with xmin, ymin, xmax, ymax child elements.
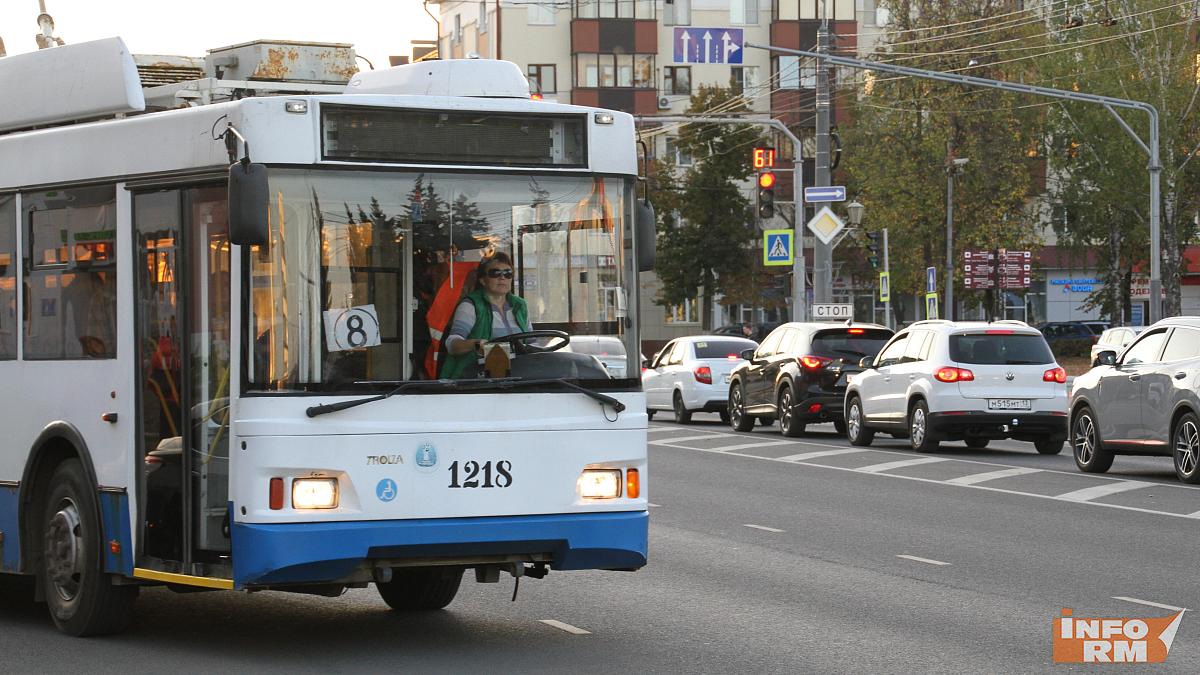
<box><xmin>304</xmin><ymin>377</ymin><xmax>626</xmax><ymax>417</ymax></box>
<box><xmin>305</xmin><ymin>380</ymin><xmax>466</xmax><ymax>417</ymax></box>
<box><xmin>452</xmin><ymin>377</ymin><xmax>626</xmax><ymax>413</ymax></box>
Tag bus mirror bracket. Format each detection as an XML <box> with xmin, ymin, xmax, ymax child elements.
<box><xmin>635</xmin><ymin>198</ymin><xmax>656</xmax><ymax>273</ymax></box>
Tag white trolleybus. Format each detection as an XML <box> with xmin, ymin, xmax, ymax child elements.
<box><xmin>0</xmin><ymin>38</ymin><xmax>655</xmax><ymax>635</ymax></box>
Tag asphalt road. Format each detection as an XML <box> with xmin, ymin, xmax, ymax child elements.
<box><xmin>2</xmin><ymin>415</ymin><xmax>1197</xmax><ymax>672</ymax></box>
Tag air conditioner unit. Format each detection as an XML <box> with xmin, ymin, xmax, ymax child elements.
<box><xmin>657</xmin><ymin>96</ymin><xmax>671</xmax><ymax>110</ymax></box>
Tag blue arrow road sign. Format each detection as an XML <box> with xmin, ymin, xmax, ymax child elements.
<box><xmin>673</xmin><ymin>27</ymin><xmax>744</xmax><ymax>64</ymax></box>
<box><xmin>803</xmin><ymin>186</ymin><xmax>846</xmax><ymax>203</ymax></box>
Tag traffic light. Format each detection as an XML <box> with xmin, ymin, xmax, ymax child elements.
<box><xmin>865</xmin><ymin>231</ymin><xmax>881</xmax><ymax>269</ymax></box>
<box><xmin>756</xmin><ymin>170</ymin><xmax>776</xmax><ymax>219</ymax></box>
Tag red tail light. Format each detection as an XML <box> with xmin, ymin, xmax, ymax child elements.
<box><xmin>269</xmin><ymin>477</ymin><xmax>284</xmax><ymax>510</ymax></box>
<box><xmin>694</xmin><ymin>366</ymin><xmax>712</xmax><ymax>384</ymax></box>
<box><xmin>985</xmin><ymin>329</ymin><xmax>1014</xmax><ymax>334</ymax></box>
<box><xmin>799</xmin><ymin>355</ymin><xmax>831</xmax><ymax>370</ymax></box>
<box><xmin>1043</xmin><ymin>367</ymin><xmax>1067</xmax><ymax>383</ymax></box>
<box><xmin>934</xmin><ymin>367</ymin><xmax>975</xmax><ymax>383</ymax></box>
<box><xmin>848</xmin><ymin>328</ymin><xmax>865</xmax><ymax>334</ymax></box>
<box><xmin>727</xmin><ymin>353</ymin><xmax>739</xmax><ymax>360</ymax></box>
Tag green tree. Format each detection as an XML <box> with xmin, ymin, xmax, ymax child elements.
<box><xmin>650</xmin><ymin>86</ymin><xmax>766</xmax><ymax>329</ymax></box>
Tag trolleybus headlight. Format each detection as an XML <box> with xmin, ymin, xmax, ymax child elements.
<box><xmin>292</xmin><ymin>478</ymin><xmax>339</xmax><ymax>509</ymax></box>
<box><xmin>578</xmin><ymin>469</ymin><xmax>622</xmax><ymax>499</ymax></box>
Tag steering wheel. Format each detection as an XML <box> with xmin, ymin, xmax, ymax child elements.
<box><xmin>485</xmin><ymin>330</ymin><xmax>570</xmax><ymax>356</ymax></box>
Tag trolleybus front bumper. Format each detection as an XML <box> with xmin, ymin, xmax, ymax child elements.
<box><xmin>230</xmin><ymin>510</ymin><xmax>648</xmax><ymax>587</ymax></box>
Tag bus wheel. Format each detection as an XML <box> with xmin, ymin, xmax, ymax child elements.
<box><xmin>377</xmin><ymin>567</ymin><xmax>463</xmax><ymax>611</ymax></box>
<box><xmin>42</xmin><ymin>459</ymin><xmax>137</xmax><ymax>636</ymax></box>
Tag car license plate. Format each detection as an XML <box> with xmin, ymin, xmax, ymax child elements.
<box><xmin>723</xmin><ymin>373</ymin><xmax>732</xmax><ymax>384</ymax></box>
<box><xmin>987</xmin><ymin>399</ymin><xmax>1030</xmax><ymax>410</ymax></box>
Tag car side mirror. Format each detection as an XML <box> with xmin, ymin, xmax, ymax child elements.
<box><xmin>228</xmin><ymin>161</ymin><xmax>270</xmax><ymax>246</ymax></box>
<box><xmin>739</xmin><ymin>348</ymin><xmax>756</xmax><ymax>362</ymax></box>
<box><xmin>858</xmin><ymin>356</ymin><xmax>874</xmax><ymax>369</ymax></box>
<box><xmin>1097</xmin><ymin>350</ymin><xmax>1117</xmax><ymax>367</ymax></box>
<box><xmin>634</xmin><ymin>199</ymin><xmax>656</xmax><ymax>273</ymax></box>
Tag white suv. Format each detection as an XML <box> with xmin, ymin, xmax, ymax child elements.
<box><xmin>843</xmin><ymin>320</ymin><xmax>1069</xmax><ymax>453</ymax></box>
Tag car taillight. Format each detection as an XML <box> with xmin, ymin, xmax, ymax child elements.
<box><xmin>934</xmin><ymin>367</ymin><xmax>975</xmax><ymax>383</ymax></box>
<box><xmin>694</xmin><ymin>366</ymin><xmax>712</xmax><ymax>384</ymax></box>
<box><xmin>1043</xmin><ymin>366</ymin><xmax>1067</xmax><ymax>383</ymax></box>
<box><xmin>848</xmin><ymin>328</ymin><xmax>865</xmax><ymax>334</ymax></box>
<box><xmin>799</xmin><ymin>355</ymin><xmax>830</xmax><ymax>370</ymax></box>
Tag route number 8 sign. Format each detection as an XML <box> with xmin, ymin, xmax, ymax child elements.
<box><xmin>323</xmin><ymin>304</ymin><xmax>382</xmax><ymax>352</ymax></box>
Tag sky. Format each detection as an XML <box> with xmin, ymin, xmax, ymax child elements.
<box><xmin>0</xmin><ymin>0</ymin><xmax>438</xmax><ymax>69</ymax></box>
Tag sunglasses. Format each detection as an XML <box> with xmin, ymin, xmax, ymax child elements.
<box><xmin>486</xmin><ymin>268</ymin><xmax>514</xmax><ymax>279</ymax></box>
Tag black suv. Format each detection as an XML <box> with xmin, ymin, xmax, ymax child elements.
<box><xmin>728</xmin><ymin>322</ymin><xmax>894</xmax><ymax>436</ymax></box>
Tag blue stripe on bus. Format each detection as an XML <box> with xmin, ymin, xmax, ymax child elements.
<box><xmin>230</xmin><ymin>510</ymin><xmax>648</xmax><ymax>587</ymax></box>
<box><xmin>0</xmin><ymin>484</ymin><xmax>19</xmax><ymax>572</ymax></box>
<box><xmin>99</xmin><ymin>491</ymin><xmax>134</xmax><ymax>575</ymax></box>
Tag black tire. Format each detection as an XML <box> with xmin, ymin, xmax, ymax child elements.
<box><xmin>778</xmin><ymin>386</ymin><xmax>805</xmax><ymax>437</ymax></box>
<box><xmin>728</xmin><ymin>384</ymin><xmax>755</xmax><ymax>432</ymax></box>
<box><xmin>845</xmin><ymin>397</ymin><xmax>874</xmax><ymax>447</ymax></box>
<box><xmin>965</xmin><ymin>438</ymin><xmax>990</xmax><ymax>449</ymax></box>
<box><xmin>758</xmin><ymin>417</ymin><xmax>774</xmax><ymax>427</ymax></box>
<box><xmin>377</xmin><ymin>567</ymin><xmax>464</xmax><ymax>610</ymax></box>
<box><xmin>41</xmin><ymin>459</ymin><xmax>138</xmax><ymax>636</ymax></box>
<box><xmin>1172</xmin><ymin>412</ymin><xmax>1200</xmax><ymax>484</ymax></box>
<box><xmin>672</xmin><ymin>391</ymin><xmax>692</xmax><ymax>424</ymax></box>
<box><xmin>1034</xmin><ymin>439</ymin><xmax>1064</xmax><ymax>455</ymax></box>
<box><xmin>1072</xmin><ymin>406</ymin><xmax>1114</xmax><ymax>473</ymax></box>
<box><xmin>908</xmin><ymin>400</ymin><xmax>939</xmax><ymax>453</ymax></box>
<box><xmin>833</xmin><ymin>420</ymin><xmax>847</xmax><ymax>435</ymax></box>
<box><xmin>646</xmin><ymin>409</ymin><xmax>656</xmax><ymax>420</ymax></box>
<box><xmin>719</xmin><ymin>410</ymin><xmax>731</xmax><ymax>424</ymax></box>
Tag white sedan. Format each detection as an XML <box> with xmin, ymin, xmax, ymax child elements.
<box><xmin>643</xmin><ymin>336</ymin><xmax>758</xmax><ymax>423</ymax></box>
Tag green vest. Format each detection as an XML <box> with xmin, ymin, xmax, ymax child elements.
<box><xmin>440</xmin><ymin>289</ymin><xmax>530</xmax><ymax>379</ymax></box>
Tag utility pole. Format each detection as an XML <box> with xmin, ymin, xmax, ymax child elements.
<box><xmin>813</xmin><ymin>3</ymin><xmax>832</xmax><ymax>305</ymax></box>
<box><xmin>946</xmin><ymin>157</ymin><xmax>968</xmax><ymax>321</ymax></box>
<box><xmin>883</xmin><ymin>227</ymin><xmax>892</xmax><ymax>329</ymax></box>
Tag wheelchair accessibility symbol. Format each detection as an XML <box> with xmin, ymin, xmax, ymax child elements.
<box><xmin>376</xmin><ymin>478</ymin><xmax>398</xmax><ymax>502</ymax></box>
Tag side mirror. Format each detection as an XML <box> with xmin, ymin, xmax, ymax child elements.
<box><xmin>1097</xmin><ymin>350</ymin><xmax>1117</xmax><ymax>367</ymax></box>
<box><xmin>228</xmin><ymin>161</ymin><xmax>270</xmax><ymax>246</ymax></box>
<box><xmin>739</xmin><ymin>348</ymin><xmax>755</xmax><ymax>361</ymax></box>
<box><xmin>858</xmin><ymin>355</ymin><xmax>874</xmax><ymax>369</ymax></box>
<box><xmin>634</xmin><ymin>199</ymin><xmax>656</xmax><ymax>273</ymax></box>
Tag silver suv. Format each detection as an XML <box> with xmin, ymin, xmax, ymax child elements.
<box><xmin>1069</xmin><ymin>316</ymin><xmax>1200</xmax><ymax>483</ymax></box>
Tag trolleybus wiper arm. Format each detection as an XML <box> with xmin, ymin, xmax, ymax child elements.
<box><xmin>457</xmin><ymin>377</ymin><xmax>626</xmax><ymax>413</ymax></box>
<box><xmin>304</xmin><ymin>380</ymin><xmax>463</xmax><ymax>417</ymax></box>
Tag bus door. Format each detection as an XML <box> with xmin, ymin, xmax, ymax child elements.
<box><xmin>132</xmin><ymin>186</ymin><xmax>232</xmax><ymax>574</ymax></box>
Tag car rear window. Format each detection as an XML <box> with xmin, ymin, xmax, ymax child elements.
<box><xmin>693</xmin><ymin>339</ymin><xmax>756</xmax><ymax>359</ymax></box>
<box><xmin>810</xmin><ymin>329</ymin><xmax>892</xmax><ymax>360</ymax></box>
<box><xmin>570</xmin><ymin>339</ymin><xmax>626</xmax><ymax>357</ymax></box>
<box><xmin>949</xmin><ymin>333</ymin><xmax>1054</xmax><ymax>365</ymax></box>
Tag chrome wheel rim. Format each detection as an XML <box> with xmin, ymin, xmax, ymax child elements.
<box><xmin>848</xmin><ymin>402</ymin><xmax>861</xmax><ymax>440</ymax></box>
<box><xmin>730</xmin><ymin>388</ymin><xmax>743</xmax><ymax>425</ymax></box>
<box><xmin>911</xmin><ymin>408</ymin><xmax>926</xmax><ymax>447</ymax></box>
<box><xmin>44</xmin><ymin>498</ymin><xmax>84</xmax><ymax>603</ymax></box>
<box><xmin>1074</xmin><ymin>414</ymin><xmax>1095</xmax><ymax>465</ymax></box>
<box><xmin>779</xmin><ymin>390</ymin><xmax>792</xmax><ymax>432</ymax></box>
<box><xmin>1176</xmin><ymin>420</ymin><xmax>1199</xmax><ymax>477</ymax></box>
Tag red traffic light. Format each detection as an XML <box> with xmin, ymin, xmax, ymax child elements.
<box><xmin>757</xmin><ymin>171</ymin><xmax>776</xmax><ymax>189</ymax></box>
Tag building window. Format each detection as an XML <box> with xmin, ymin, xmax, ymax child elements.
<box><xmin>479</xmin><ymin>1</ymin><xmax>488</xmax><ymax>32</ymax></box>
<box><xmin>574</xmin><ymin>54</ymin><xmax>654</xmax><ymax>88</ymax></box>
<box><xmin>665</xmin><ymin>136</ymin><xmax>693</xmax><ymax>166</ymax></box>
<box><xmin>528</xmin><ymin>64</ymin><xmax>557</xmax><ymax>94</ymax></box>
<box><xmin>731</xmin><ymin>66</ymin><xmax>757</xmax><ymax>95</ymax></box>
<box><xmin>777</xmin><ymin>56</ymin><xmax>815</xmax><ymax>89</ymax></box>
<box><xmin>664</xmin><ymin>0</ymin><xmax>691</xmax><ymax>25</ymax></box>
<box><xmin>731</xmin><ymin>0</ymin><xmax>759</xmax><ymax>24</ymax></box>
<box><xmin>574</xmin><ymin>0</ymin><xmax>654</xmax><ymax>19</ymax></box>
<box><xmin>664</xmin><ymin>66</ymin><xmax>691</xmax><ymax>95</ymax></box>
<box><xmin>665</xmin><ymin>297</ymin><xmax>700</xmax><ymax>324</ymax></box>
<box><xmin>23</xmin><ymin>185</ymin><xmax>118</xmax><ymax>360</ymax></box>
<box><xmin>527</xmin><ymin>1</ymin><xmax>556</xmax><ymax>25</ymax></box>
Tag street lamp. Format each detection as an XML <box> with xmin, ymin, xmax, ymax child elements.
<box><xmin>946</xmin><ymin>157</ymin><xmax>968</xmax><ymax>320</ymax></box>
<box><xmin>846</xmin><ymin>200</ymin><xmax>864</xmax><ymax>227</ymax></box>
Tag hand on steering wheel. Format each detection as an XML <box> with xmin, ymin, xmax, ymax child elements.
<box><xmin>485</xmin><ymin>330</ymin><xmax>570</xmax><ymax>356</ymax></box>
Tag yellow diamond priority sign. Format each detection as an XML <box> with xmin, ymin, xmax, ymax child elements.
<box><xmin>806</xmin><ymin>206</ymin><xmax>845</xmax><ymax>245</ymax></box>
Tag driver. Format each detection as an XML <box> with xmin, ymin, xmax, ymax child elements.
<box><xmin>440</xmin><ymin>252</ymin><xmax>530</xmax><ymax>379</ymax></box>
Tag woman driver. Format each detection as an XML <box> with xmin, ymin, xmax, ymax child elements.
<box><xmin>440</xmin><ymin>252</ymin><xmax>530</xmax><ymax>378</ymax></box>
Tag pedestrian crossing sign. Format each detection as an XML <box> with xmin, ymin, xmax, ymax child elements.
<box><xmin>763</xmin><ymin>229</ymin><xmax>793</xmax><ymax>266</ymax></box>
<box><xmin>925</xmin><ymin>292</ymin><xmax>939</xmax><ymax>320</ymax></box>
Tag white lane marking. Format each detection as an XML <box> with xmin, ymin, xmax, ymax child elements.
<box><xmin>539</xmin><ymin>619</ymin><xmax>591</xmax><ymax>635</ymax></box>
<box><xmin>657</xmin><ymin>443</ymin><xmax>1200</xmax><ymax>521</ymax></box>
<box><xmin>1113</xmin><ymin>596</ymin><xmax>1187</xmax><ymax>612</ymax></box>
<box><xmin>1055</xmin><ymin>480</ymin><xmax>1150</xmax><ymax>502</ymax></box>
<box><xmin>743</xmin><ymin>524</ymin><xmax>785</xmax><ymax>533</ymax></box>
<box><xmin>945</xmin><ymin>466</ymin><xmax>1041</xmax><ymax>485</ymax></box>
<box><xmin>856</xmin><ymin>457</ymin><xmax>947</xmax><ymax>474</ymax></box>
<box><xmin>776</xmin><ymin>448</ymin><xmax>870</xmax><ymax>462</ymax></box>
<box><xmin>710</xmin><ymin>439</ymin><xmax>794</xmax><ymax>453</ymax></box>
<box><xmin>648</xmin><ymin>503</ymin><xmax>662</xmax><ymax>508</ymax></box>
<box><xmin>649</xmin><ymin>434</ymin><xmax>726</xmax><ymax>446</ymax></box>
<box><xmin>897</xmin><ymin>554</ymin><xmax>951</xmax><ymax>566</ymax></box>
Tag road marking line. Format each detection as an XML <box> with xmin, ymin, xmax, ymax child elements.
<box><xmin>743</xmin><ymin>524</ymin><xmax>785</xmax><ymax>533</ymax></box>
<box><xmin>1112</xmin><ymin>597</ymin><xmax>1186</xmax><ymax>612</ymax></box>
<box><xmin>710</xmin><ymin>439</ymin><xmax>794</xmax><ymax>453</ymax></box>
<box><xmin>856</xmin><ymin>457</ymin><xmax>947</xmax><ymax>473</ymax></box>
<box><xmin>776</xmin><ymin>448</ymin><xmax>870</xmax><ymax>461</ymax></box>
<box><xmin>649</xmin><ymin>434</ymin><xmax>726</xmax><ymax>446</ymax></box>
<box><xmin>945</xmin><ymin>467</ymin><xmax>1041</xmax><ymax>485</ymax></box>
<box><xmin>648</xmin><ymin>503</ymin><xmax>662</xmax><ymax>507</ymax></box>
<box><xmin>539</xmin><ymin>619</ymin><xmax>591</xmax><ymax>635</ymax></box>
<box><xmin>1055</xmin><ymin>480</ymin><xmax>1150</xmax><ymax>502</ymax></box>
<box><xmin>896</xmin><ymin>554</ymin><xmax>951</xmax><ymax>566</ymax></box>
